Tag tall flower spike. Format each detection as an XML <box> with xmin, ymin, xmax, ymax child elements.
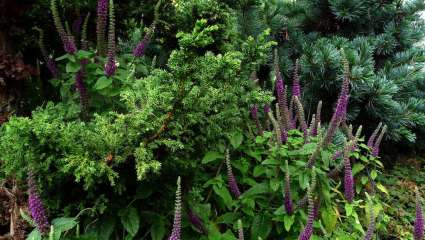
<box><xmin>367</xmin><ymin>122</ymin><xmax>382</xmax><ymax>148</ymax></box>
<box><xmin>275</xmin><ymin>103</ymin><xmax>287</xmax><ymax>143</ymax></box>
<box><xmin>264</xmin><ymin>104</ymin><xmax>271</xmax><ymax>131</ymax></box>
<box><xmin>226</xmin><ymin>149</ymin><xmax>241</xmax><ymax>198</ymax></box>
<box><xmin>187</xmin><ymin>208</ymin><xmax>207</xmax><ymax>235</ymax></box>
<box><xmin>267</xmin><ymin>107</ymin><xmax>283</xmax><ymax>145</ymax></box>
<box><xmin>238</xmin><ymin>219</ymin><xmax>244</xmax><ymax>240</ymax></box>
<box><xmin>104</xmin><ymin>0</ymin><xmax>116</xmax><ymax>76</ymax></box>
<box><xmin>284</xmin><ymin>160</ymin><xmax>294</xmax><ymax>215</ymax></box>
<box><xmin>96</xmin><ymin>0</ymin><xmax>108</xmax><ymax>55</ymax></box>
<box><xmin>81</xmin><ymin>13</ymin><xmax>91</xmax><ymax>51</ymax></box>
<box><xmin>298</xmin><ymin>185</ymin><xmax>314</xmax><ymax>240</ymax></box>
<box><xmin>372</xmin><ymin>125</ymin><xmax>387</xmax><ymax>157</ymax></box>
<box><xmin>50</xmin><ymin>0</ymin><xmax>76</xmax><ymax>54</ymax></box>
<box><xmin>168</xmin><ymin>177</ymin><xmax>182</xmax><ymax>240</ymax></box>
<box><xmin>343</xmin><ymin>141</ymin><xmax>355</xmax><ymax>202</ymax></box>
<box><xmin>75</xmin><ymin>67</ymin><xmax>89</xmax><ymax>118</ymax></box>
<box><xmin>250</xmin><ymin>105</ymin><xmax>263</xmax><ymax>136</ymax></box>
<box><xmin>274</xmin><ymin>49</ymin><xmax>291</xmax><ymax>131</ymax></box>
<box><xmin>133</xmin><ymin>27</ymin><xmax>154</xmax><ymax>57</ymax></box>
<box><xmin>292</xmin><ymin>59</ymin><xmax>301</xmax><ymax>98</ymax></box>
<box><xmin>27</xmin><ymin>172</ymin><xmax>50</xmax><ymax>234</ymax></box>
<box><xmin>307</xmin><ymin>54</ymin><xmax>350</xmax><ymax>168</ymax></box>
<box><xmin>37</xmin><ymin>29</ymin><xmax>60</xmax><ymax>78</ymax></box>
<box><xmin>364</xmin><ymin>201</ymin><xmax>376</xmax><ymax>240</ymax></box>
<box><xmin>415</xmin><ymin>187</ymin><xmax>424</xmax><ymax>240</ymax></box>
<box><xmin>294</xmin><ymin>96</ymin><xmax>308</xmax><ymax>142</ymax></box>
<box><xmin>310</xmin><ymin>101</ymin><xmax>322</xmax><ymax>137</ymax></box>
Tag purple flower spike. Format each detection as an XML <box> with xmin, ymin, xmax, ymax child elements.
<box><xmin>343</xmin><ymin>143</ymin><xmax>354</xmax><ymax>202</ymax></box>
<box><xmin>364</xmin><ymin>204</ymin><xmax>376</xmax><ymax>240</ymax></box>
<box><xmin>226</xmin><ymin>150</ymin><xmax>241</xmax><ymax>198</ymax></box>
<box><xmin>284</xmin><ymin>161</ymin><xmax>293</xmax><ymax>215</ymax></box>
<box><xmin>250</xmin><ymin>105</ymin><xmax>263</xmax><ymax>136</ymax></box>
<box><xmin>105</xmin><ymin>0</ymin><xmax>116</xmax><ymax>76</ymax></box>
<box><xmin>188</xmin><ymin>208</ymin><xmax>207</xmax><ymax>235</ymax></box>
<box><xmin>292</xmin><ymin>59</ymin><xmax>301</xmax><ymax>98</ymax></box>
<box><xmin>298</xmin><ymin>186</ymin><xmax>314</xmax><ymax>240</ymax></box>
<box><xmin>367</xmin><ymin>123</ymin><xmax>382</xmax><ymax>148</ymax></box>
<box><xmin>168</xmin><ymin>177</ymin><xmax>182</xmax><ymax>240</ymax></box>
<box><xmin>372</xmin><ymin>125</ymin><xmax>387</xmax><ymax>157</ymax></box>
<box><xmin>96</xmin><ymin>0</ymin><xmax>108</xmax><ymax>55</ymax></box>
<box><xmin>311</xmin><ymin>101</ymin><xmax>322</xmax><ymax>137</ymax></box>
<box><xmin>264</xmin><ymin>104</ymin><xmax>270</xmax><ymax>114</ymax></box>
<box><xmin>238</xmin><ymin>220</ymin><xmax>244</xmax><ymax>240</ymax></box>
<box><xmin>133</xmin><ymin>29</ymin><xmax>152</xmax><ymax>57</ymax></box>
<box><xmin>27</xmin><ymin>172</ymin><xmax>50</xmax><ymax>234</ymax></box>
<box><xmin>415</xmin><ymin>188</ymin><xmax>424</xmax><ymax>240</ymax></box>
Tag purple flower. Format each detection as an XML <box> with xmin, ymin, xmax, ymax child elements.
<box><xmin>226</xmin><ymin>150</ymin><xmax>241</xmax><ymax>198</ymax></box>
<box><xmin>298</xmin><ymin>186</ymin><xmax>314</xmax><ymax>240</ymax></box>
<box><xmin>264</xmin><ymin>104</ymin><xmax>270</xmax><ymax>114</ymax></box>
<box><xmin>276</xmin><ymin>71</ymin><xmax>291</xmax><ymax>131</ymax></box>
<box><xmin>343</xmin><ymin>145</ymin><xmax>354</xmax><ymax>202</ymax></box>
<box><xmin>63</xmin><ymin>36</ymin><xmax>77</xmax><ymax>54</ymax></box>
<box><xmin>372</xmin><ymin>125</ymin><xmax>387</xmax><ymax>157</ymax></box>
<box><xmin>75</xmin><ymin>67</ymin><xmax>89</xmax><ymax>116</ymax></box>
<box><xmin>27</xmin><ymin>172</ymin><xmax>49</xmax><ymax>234</ymax></box>
<box><xmin>292</xmin><ymin>59</ymin><xmax>301</xmax><ymax>98</ymax></box>
<box><xmin>415</xmin><ymin>188</ymin><xmax>424</xmax><ymax>240</ymax></box>
<box><xmin>310</xmin><ymin>101</ymin><xmax>322</xmax><ymax>137</ymax></box>
<box><xmin>364</xmin><ymin>205</ymin><xmax>376</xmax><ymax>240</ymax></box>
<box><xmin>284</xmin><ymin>161</ymin><xmax>293</xmax><ymax>215</ymax></box>
<box><xmin>46</xmin><ymin>57</ymin><xmax>60</xmax><ymax>78</ymax></box>
<box><xmin>187</xmin><ymin>208</ymin><xmax>207</xmax><ymax>235</ymax></box>
<box><xmin>238</xmin><ymin>220</ymin><xmax>244</xmax><ymax>240</ymax></box>
<box><xmin>133</xmin><ymin>30</ymin><xmax>152</xmax><ymax>57</ymax></box>
<box><xmin>96</xmin><ymin>0</ymin><xmax>108</xmax><ymax>55</ymax></box>
<box><xmin>294</xmin><ymin>96</ymin><xmax>308</xmax><ymax>142</ymax></box>
<box><xmin>168</xmin><ymin>177</ymin><xmax>182</xmax><ymax>240</ymax></box>
<box><xmin>367</xmin><ymin>123</ymin><xmax>382</xmax><ymax>148</ymax></box>
<box><xmin>50</xmin><ymin>0</ymin><xmax>77</xmax><ymax>54</ymax></box>
<box><xmin>105</xmin><ymin>0</ymin><xmax>116</xmax><ymax>76</ymax></box>
<box><xmin>275</xmin><ymin>104</ymin><xmax>288</xmax><ymax>143</ymax></box>
<box><xmin>250</xmin><ymin>105</ymin><xmax>263</xmax><ymax>136</ymax></box>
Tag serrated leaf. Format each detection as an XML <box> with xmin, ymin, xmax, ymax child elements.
<box><xmin>65</xmin><ymin>61</ymin><xmax>81</xmax><ymax>73</ymax></box>
<box><xmin>120</xmin><ymin>207</ymin><xmax>140</xmax><ymax>236</ymax></box>
<box><xmin>94</xmin><ymin>76</ymin><xmax>113</xmax><ymax>90</ymax></box>
<box><xmin>376</xmin><ymin>183</ymin><xmax>389</xmax><ymax>195</ymax></box>
<box><xmin>202</xmin><ymin>151</ymin><xmax>223</xmax><ymax>164</ymax></box>
<box><xmin>283</xmin><ymin>215</ymin><xmax>295</xmax><ymax>231</ymax></box>
<box><xmin>230</xmin><ymin>131</ymin><xmax>243</xmax><ymax>149</ymax></box>
<box><xmin>26</xmin><ymin>229</ymin><xmax>42</xmax><ymax>240</ymax></box>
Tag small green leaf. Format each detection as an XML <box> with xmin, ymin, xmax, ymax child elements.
<box><xmin>345</xmin><ymin>203</ymin><xmax>353</xmax><ymax>216</ymax></box>
<box><xmin>321</xmin><ymin>207</ymin><xmax>337</xmax><ymax>232</ymax></box>
<box><xmin>230</xmin><ymin>131</ymin><xmax>243</xmax><ymax>149</ymax></box>
<box><xmin>120</xmin><ymin>207</ymin><xmax>140</xmax><ymax>236</ymax></box>
<box><xmin>370</xmin><ymin>170</ymin><xmax>378</xmax><ymax>180</ymax></box>
<box><xmin>94</xmin><ymin>76</ymin><xmax>113</xmax><ymax>90</ymax></box>
<box><xmin>202</xmin><ymin>151</ymin><xmax>223</xmax><ymax>164</ymax></box>
<box><xmin>376</xmin><ymin>183</ymin><xmax>389</xmax><ymax>195</ymax></box>
<box><xmin>26</xmin><ymin>229</ymin><xmax>42</xmax><ymax>240</ymax></box>
<box><xmin>283</xmin><ymin>215</ymin><xmax>295</xmax><ymax>231</ymax></box>
<box><xmin>52</xmin><ymin>217</ymin><xmax>77</xmax><ymax>233</ymax></box>
<box><xmin>66</xmin><ymin>61</ymin><xmax>81</xmax><ymax>73</ymax></box>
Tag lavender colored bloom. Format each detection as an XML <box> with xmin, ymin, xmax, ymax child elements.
<box><xmin>298</xmin><ymin>186</ymin><xmax>314</xmax><ymax>240</ymax></box>
<box><xmin>343</xmin><ymin>144</ymin><xmax>354</xmax><ymax>202</ymax></box>
<box><xmin>276</xmin><ymin>72</ymin><xmax>291</xmax><ymax>131</ymax></box>
<box><xmin>238</xmin><ymin>220</ymin><xmax>244</xmax><ymax>240</ymax></box>
<box><xmin>294</xmin><ymin>96</ymin><xmax>308</xmax><ymax>142</ymax></box>
<box><xmin>105</xmin><ymin>0</ymin><xmax>116</xmax><ymax>76</ymax></box>
<box><xmin>46</xmin><ymin>57</ymin><xmax>60</xmax><ymax>78</ymax></box>
<box><xmin>75</xmin><ymin>67</ymin><xmax>89</xmax><ymax>116</ymax></box>
<box><xmin>50</xmin><ymin>0</ymin><xmax>77</xmax><ymax>54</ymax></box>
<box><xmin>284</xmin><ymin>161</ymin><xmax>293</xmax><ymax>215</ymax></box>
<box><xmin>364</xmin><ymin>205</ymin><xmax>376</xmax><ymax>240</ymax></box>
<box><xmin>96</xmin><ymin>0</ymin><xmax>108</xmax><ymax>55</ymax></box>
<box><xmin>226</xmin><ymin>150</ymin><xmax>241</xmax><ymax>198</ymax></box>
<box><xmin>310</xmin><ymin>101</ymin><xmax>322</xmax><ymax>137</ymax></box>
<box><xmin>250</xmin><ymin>105</ymin><xmax>263</xmax><ymax>136</ymax></box>
<box><xmin>63</xmin><ymin>36</ymin><xmax>77</xmax><ymax>55</ymax></box>
<box><xmin>133</xmin><ymin>30</ymin><xmax>152</xmax><ymax>57</ymax></box>
<box><xmin>168</xmin><ymin>177</ymin><xmax>182</xmax><ymax>240</ymax></box>
<box><xmin>367</xmin><ymin>123</ymin><xmax>382</xmax><ymax>148</ymax></box>
<box><xmin>372</xmin><ymin>125</ymin><xmax>387</xmax><ymax>157</ymax></box>
<box><xmin>187</xmin><ymin>208</ymin><xmax>207</xmax><ymax>235</ymax></box>
<box><xmin>275</xmin><ymin>104</ymin><xmax>287</xmax><ymax>143</ymax></box>
<box><xmin>415</xmin><ymin>188</ymin><xmax>424</xmax><ymax>240</ymax></box>
<box><xmin>292</xmin><ymin>59</ymin><xmax>301</xmax><ymax>98</ymax></box>
<box><xmin>27</xmin><ymin>172</ymin><xmax>49</xmax><ymax>234</ymax></box>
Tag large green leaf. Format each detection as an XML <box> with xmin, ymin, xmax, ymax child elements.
<box><xmin>213</xmin><ymin>185</ymin><xmax>233</xmax><ymax>208</ymax></box>
<box><xmin>202</xmin><ymin>151</ymin><xmax>223</xmax><ymax>164</ymax></box>
<box><xmin>26</xmin><ymin>229</ymin><xmax>42</xmax><ymax>240</ymax></box>
<box><xmin>250</xmin><ymin>214</ymin><xmax>272</xmax><ymax>239</ymax></box>
<box><xmin>94</xmin><ymin>76</ymin><xmax>113</xmax><ymax>90</ymax></box>
<box><xmin>229</xmin><ymin>131</ymin><xmax>243</xmax><ymax>149</ymax></box>
<box><xmin>150</xmin><ymin>218</ymin><xmax>165</xmax><ymax>240</ymax></box>
<box><xmin>120</xmin><ymin>207</ymin><xmax>140</xmax><ymax>237</ymax></box>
